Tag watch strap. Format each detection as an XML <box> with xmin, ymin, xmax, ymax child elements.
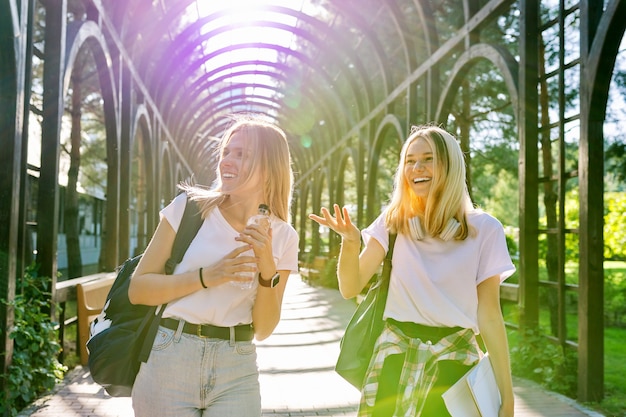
<box><xmin>258</xmin><ymin>271</ymin><xmax>280</xmax><ymax>288</ymax></box>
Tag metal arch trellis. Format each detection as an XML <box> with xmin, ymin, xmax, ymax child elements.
<box><xmin>0</xmin><ymin>0</ymin><xmax>623</xmax><ymax>405</ymax></box>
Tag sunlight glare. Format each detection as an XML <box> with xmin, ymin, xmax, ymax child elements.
<box><xmin>186</xmin><ymin>0</ymin><xmax>307</xmax><ymax>106</ymax></box>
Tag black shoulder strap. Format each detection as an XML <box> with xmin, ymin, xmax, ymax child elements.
<box><xmin>164</xmin><ymin>195</ymin><xmax>203</xmax><ymax>275</ymax></box>
<box><xmin>139</xmin><ymin>195</ymin><xmax>203</xmax><ymax>364</ymax></box>
<box><xmin>381</xmin><ymin>233</ymin><xmax>397</xmax><ymax>280</ymax></box>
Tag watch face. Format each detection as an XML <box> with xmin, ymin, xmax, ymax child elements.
<box><xmin>270</xmin><ymin>273</ymin><xmax>280</xmax><ymax>287</ymax></box>
<box><xmin>259</xmin><ymin>272</ymin><xmax>280</xmax><ymax>287</ymax></box>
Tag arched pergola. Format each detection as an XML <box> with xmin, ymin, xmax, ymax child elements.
<box><xmin>1</xmin><ymin>0</ymin><xmax>625</xmax><ymax>405</ymax></box>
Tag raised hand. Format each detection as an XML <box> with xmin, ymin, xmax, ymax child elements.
<box><xmin>309</xmin><ymin>204</ymin><xmax>361</xmax><ymax>243</ymax></box>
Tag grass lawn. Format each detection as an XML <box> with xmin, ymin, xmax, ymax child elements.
<box><xmin>601</xmin><ymin>326</ymin><xmax>626</xmax><ymax>416</ymax></box>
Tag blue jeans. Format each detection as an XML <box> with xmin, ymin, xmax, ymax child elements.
<box><xmin>132</xmin><ymin>324</ymin><xmax>260</xmax><ymax>417</ymax></box>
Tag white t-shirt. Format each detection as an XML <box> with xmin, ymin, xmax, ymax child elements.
<box><xmin>160</xmin><ymin>193</ymin><xmax>299</xmax><ymax>326</ymax></box>
<box><xmin>362</xmin><ymin>210</ymin><xmax>515</xmax><ymax>333</ymax></box>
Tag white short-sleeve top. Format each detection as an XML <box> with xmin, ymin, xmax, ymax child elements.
<box><xmin>160</xmin><ymin>193</ymin><xmax>299</xmax><ymax>327</ymax></box>
<box><xmin>362</xmin><ymin>210</ymin><xmax>515</xmax><ymax>333</ymax></box>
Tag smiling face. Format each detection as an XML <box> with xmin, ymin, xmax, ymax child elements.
<box><xmin>404</xmin><ymin>138</ymin><xmax>434</xmax><ymax>199</ymax></box>
<box><xmin>218</xmin><ymin>130</ymin><xmax>264</xmax><ymax>199</ymax></box>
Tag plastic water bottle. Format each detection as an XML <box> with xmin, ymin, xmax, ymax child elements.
<box><xmin>231</xmin><ymin>204</ymin><xmax>271</xmax><ymax>289</ymax></box>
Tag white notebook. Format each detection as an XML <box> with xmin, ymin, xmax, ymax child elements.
<box><xmin>442</xmin><ymin>353</ymin><xmax>501</xmax><ymax>417</ymax></box>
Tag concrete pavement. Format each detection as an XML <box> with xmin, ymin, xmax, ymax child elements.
<box><xmin>19</xmin><ymin>274</ymin><xmax>604</xmax><ymax>416</ymax></box>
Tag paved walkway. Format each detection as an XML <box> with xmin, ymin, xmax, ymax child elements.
<box><xmin>20</xmin><ymin>275</ymin><xmax>604</xmax><ymax>417</ymax></box>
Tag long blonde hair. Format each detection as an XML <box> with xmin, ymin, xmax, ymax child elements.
<box><xmin>181</xmin><ymin>115</ymin><xmax>294</xmax><ymax>222</ymax></box>
<box><xmin>384</xmin><ymin>125</ymin><xmax>473</xmax><ymax>239</ymax></box>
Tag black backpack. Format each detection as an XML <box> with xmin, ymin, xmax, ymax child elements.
<box><xmin>87</xmin><ymin>196</ymin><xmax>202</xmax><ymax>397</ymax></box>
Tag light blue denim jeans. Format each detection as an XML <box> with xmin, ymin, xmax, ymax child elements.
<box><xmin>132</xmin><ymin>323</ymin><xmax>260</xmax><ymax>417</ymax></box>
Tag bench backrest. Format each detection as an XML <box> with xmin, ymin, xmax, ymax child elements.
<box><xmin>76</xmin><ymin>276</ymin><xmax>115</xmax><ymax>365</ymax></box>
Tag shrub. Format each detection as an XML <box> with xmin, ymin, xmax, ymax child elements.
<box><xmin>0</xmin><ymin>264</ymin><xmax>67</xmax><ymax>416</ymax></box>
<box><xmin>510</xmin><ymin>328</ymin><xmax>577</xmax><ymax>398</ymax></box>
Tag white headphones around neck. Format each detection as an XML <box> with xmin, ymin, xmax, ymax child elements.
<box><xmin>409</xmin><ymin>216</ymin><xmax>460</xmax><ymax>241</ymax></box>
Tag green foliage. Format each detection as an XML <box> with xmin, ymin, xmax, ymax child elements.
<box><xmin>605</xmin><ymin>142</ymin><xmax>626</xmax><ymax>187</ymax></box>
<box><xmin>510</xmin><ymin>328</ymin><xmax>577</xmax><ymax>398</ymax></box>
<box><xmin>320</xmin><ymin>256</ymin><xmax>340</xmax><ymax>290</ymax></box>
<box><xmin>605</xmin><ymin>265</ymin><xmax>626</xmax><ymax>327</ymax></box>
<box><xmin>604</xmin><ymin>193</ymin><xmax>626</xmax><ymax>260</ymax></box>
<box><xmin>0</xmin><ymin>264</ymin><xmax>67</xmax><ymax>416</ymax></box>
<box><xmin>477</xmin><ymin>168</ymin><xmax>519</xmax><ymax>227</ymax></box>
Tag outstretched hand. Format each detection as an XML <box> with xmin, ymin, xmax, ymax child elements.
<box><xmin>309</xmin><ymin>204</ymin><xmax>361</xmax><ymax>243</ymax></box>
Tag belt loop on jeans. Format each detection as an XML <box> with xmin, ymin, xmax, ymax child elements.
<box><xmin>229</xmin><ymin>326</ymin><xmax>236</xmax><ymax>346</ymax></box>
<box><xmin>174</xmin><ymin>319</ymin><xmax>185</xmax><ymax>342</ymax></box>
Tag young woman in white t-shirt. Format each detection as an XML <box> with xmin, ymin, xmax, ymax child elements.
<box><xmin>310</xmin><ymin>125</ymin><xmax>515</xmax><ymax>417</ymax></box>
<box><xmin>128</xmin><ymin>116</ymin><xmax>299</xmax><ymax>416</ymax></box>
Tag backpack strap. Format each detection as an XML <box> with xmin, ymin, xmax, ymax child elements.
<box><xmin>164</xmin><ymin>195</ymin><xmax>203</xmax><ymax>275</ymax></box>
<box><xmin>138</xmin><ymin>194</ymin><xmax>203</xmax><ymax>364</ymax></box>
<box><xmin>381</xmin><ymin>233</ymin><xmax>397</xmax><ymax>280</ymax></box>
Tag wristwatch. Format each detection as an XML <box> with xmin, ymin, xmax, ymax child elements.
<box><xmin>258</xmin><ymin>271</ymin><xmax>280</xmax><ymax>288</ymax></box>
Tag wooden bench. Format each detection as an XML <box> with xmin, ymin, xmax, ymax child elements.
<box><xmin>76</xmin><ymin>276</ymin><xmax>115</xmax><ymax>365</ymax></box>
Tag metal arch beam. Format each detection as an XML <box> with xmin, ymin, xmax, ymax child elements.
<box><xmin>181</xmin><ymin>79</ymin><xmax>342</xmax><ymax>148</ymax></box>
<box><xmin>169</xmin><ymin>60</ymin><xmax>290</xmax><ymax>111</ymax></box>
<box><xmin>174</xmin><ymin>59</ymin><xmax>347</xmax><ymax>142</ymax></box>
<box><xmin>131</xmin><ymin>104</ymin><xmax>155</xmax><ymax>195</ymax></box>
<box><xmin>149</xmin><ymin>7</ymin><xmax>376</xmax><ymax>118</ymax></box>
<box><xmin>434</xmin><ymin>43</ymin><xmax>519</xmax><ymax>124</ymax></box>
<box><xmin>295</xmin><ymin>0</ymin><xmax>516</xmax><ymax>187</ymax></box>
<box><xmin>150</xmin><ymin>20</ymin><xmax>357</xmax><ymax>104</ymax></box>
<box><xmin>313</xmin><ymin>1</ymin><xmax>390</xmax><ymax>101</ymax></box>
<box><xmin>163</xmin><ymin>43</ymin><xmax>351</xmax><ymax>135</ymax></box>
<box><xmin>365</xmin><ymin>115</ymin><xmax>405</xmax><ymax>222</ymax></box>
<box><xmin>462</xmin><ymin>0</ymin><xmax>482</xmax><ymax>45</ymax></box>
<box><xmin>408</xmin><ymin>0</ymin><xmax>439</xmax><ymax>57</ymax></box>
<box><xmin>179</xmin><ymin>75</ymin><xmax>346</xmax><ymax>156</ymax></box>
<box><xmin>0</xmin><ymin>0</ymin><xmax>29</xmax><ymax>385</ymax></box>
<box><xmin>156</xmin><ymin>40</ymin><xmax>366</xmax><ymax>141</ymax></box>
<box><xmin>88</xmin><ymin>0</ymin><xmax>194</xmax><ymax>176</ymax></box>
<box><xmin>382</xmin><ymin>1</ymin><xmax>417</xmax><ymax>74</ymax></box>
<box><xmin>182</xmin><ymin>82</ymin><xmax>286</xmax><ymax>141</ymax></box>
<box><xmin>64</xmin><ymin>21</ymin><xmax>117</xmax><ymax>112</ymax></box>
<box><xmin>119</xmin><ymin>1</ymin><xmax>392</xmax><ymax>141</ymax></box>
<box><xmin>406</xmin><ymin>0</ymin><xmax>440</xmax><ymax>120</ymax></box>
<box><xmin>158</xmin><ymin>143</ymin><xmax>175</xmax><ymax>202</ymax></box>
<box><xmin>582</xmin><ymin>0</ymin><xmax>626</xmax><ymax>121</ymax></box>
<box><xmin>164</xmin><ymin>62</ymin><xmax>337</xmax><ymax>131</ymax></box>
<box><xmin>578</xmin><ymin>0</ymin><xmax>626</xmax><ymax>402</ymax></box>
<box><xmin>124</xmin><ymin>103</ymin><xmax>154</xmax><ymax>255</ymax></box>
<box><xmin>164</xmin><ymin>68</ymin><xmax>284</xmax><ymax>122</ymax></box>
<box><xmin>193</xmin><ymin>103</ymin><xmax>338</xmax><ymax>181</ymax></box>
<box><xmin>64</xmin><ymin>19</ymin><xmax>122</xmax><ymax>270</ymax></box>
<box><xmin>181</xmin><ymin>90</ymin><xmax>283</xmax><ymax>138</ymax></box>
<box><xmin>106</xmin><ymin>0</ymin><xmax>404</xmax><ymax>186</ymax></box>
<box><xmin>186</xmin><ymin>92</ymin><xmax>343</xmax><ymax>181</ymax></box>
<box><xmin>37</xmin><ymin>0</ymin><xmax>67</xmax><ymax>289</ymax></box>
<box><xmin>167</xmin><ymin>69</ymin><xmax>288</xmax><ymax>137</ymax></box>
<box><xmin>139</xmin><ymin>16</ymin><xmax>376</xmax><ymax>157</ymax></box>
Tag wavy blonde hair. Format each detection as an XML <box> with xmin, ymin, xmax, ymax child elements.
<box><xmin>384</xmin><ymin>125</ymin><xmax>474</xmax><ymax>239</ymax></box>
<box><xmin>180</xmin><ymin>115</ymin><xmax>294</xmax><ymax>222</ymax></box>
